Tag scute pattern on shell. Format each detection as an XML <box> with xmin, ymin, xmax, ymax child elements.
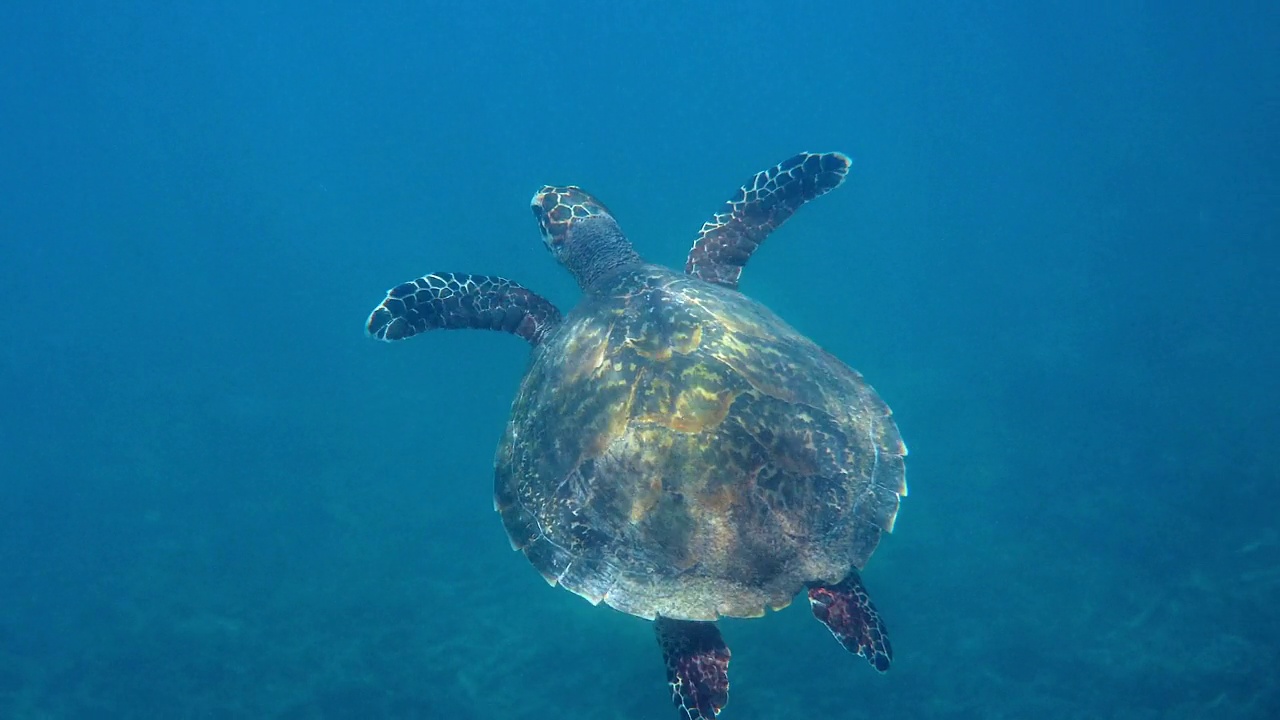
<box><xmin>494</xmin><ymin>265</ymin><xmax>905</xmax><ymax>621</ymax></box>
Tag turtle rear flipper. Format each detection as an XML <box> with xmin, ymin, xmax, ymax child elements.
<box><xmin>685</xmin><ymin>151</ymin><xmax>850</xmax><ymax>289</ymax></box>
<box><xmin>655</xmin><ymin>617</ymin><xmax>731</xmax><ymax>720</ymax></box>
<box><xmin>366</xmin><ymin>272</ymin><xmax>561</xmax><ymax>345</ymax></box>
<box><xmin>808</xmin><ymin>571</ymin><xmax>892</xmax><ymax>672</ymax></box>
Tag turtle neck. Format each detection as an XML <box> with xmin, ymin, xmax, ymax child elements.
<box><xmin>562</xmin><ymin>215</ymin><xmax>642</xmax><ymax>292</ymax></box>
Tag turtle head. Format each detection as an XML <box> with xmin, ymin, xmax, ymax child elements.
<box><xmin>532</xmin><ymin>185</ymin><xmax>641</xmax><ymax>291</ymax></box>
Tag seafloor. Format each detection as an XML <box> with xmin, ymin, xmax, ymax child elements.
<box><xmin>2</xmin><ymin>331</ymin><xmax>1274</xmax><ymax>719</ymax></box>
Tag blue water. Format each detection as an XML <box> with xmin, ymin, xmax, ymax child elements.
<box><xmin>2</xmin><ymin>2</ymin><xmax>1277</xmax><ymax>718</ymax></box>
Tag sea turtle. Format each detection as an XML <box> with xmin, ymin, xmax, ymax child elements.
<box><xmin>366</xmin><ymin>151</ymin><xmax>907</xmax><ymax>719</ymax></box>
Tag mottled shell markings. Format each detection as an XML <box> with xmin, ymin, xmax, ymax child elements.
<box><xmin>370</xmin><ymin>151</ymin><xmax>901</xmax><ymax>720</ymax></box>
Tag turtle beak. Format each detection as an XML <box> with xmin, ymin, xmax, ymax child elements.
<box><xmin>531</xmin><ymin>186</ymin><xmax>563</xmax><ymax>252</ymax></box>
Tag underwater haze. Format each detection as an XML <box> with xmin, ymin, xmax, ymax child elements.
<box><xmin>2</xmin><ymin>1</ymin><xmax>1277</xmax><ymax>718</ymax></box>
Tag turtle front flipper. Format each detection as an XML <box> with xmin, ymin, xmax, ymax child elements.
<box><xmin>655</xmin><ymin>617</ymin><xmax>731</xmax><ymax>720</ymax></box>
<box><xmin>366</xmin><ymin>272</ymin><xmax>561</xmax><ymax>345</ymax></box>
<box><xmin>685</xmin><ymin>151</ymin><xmax>851</xmax><ymax>289</ymax></box>
<box><xmin>808</xmin><ymin>571</ymin><xmax>892</xmax><ymax>672</ymax></box>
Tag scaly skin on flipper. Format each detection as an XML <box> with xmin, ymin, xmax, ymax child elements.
<box><xmin>808</xmin><ymin>571</ymin><xmax>892</xmax><ymax>672</ymax></box>
<box><xmin>686</xmin><ymin>152</ymin><xmax>851</xmax><ymax>289</ymax></box>
<box><xmin>366</xmin><ymin>272</ymin><xmax>561</xmax><ymax>345</ymax></box>
<box><xmin>369</xmin><ymin>150</ymin><xmax>907</xmax><ymax>720</ymax></box>
<box><xmin>655</xmin><ymin>617</ymin><xmax>730</xmax><ymax>720</ymax></box>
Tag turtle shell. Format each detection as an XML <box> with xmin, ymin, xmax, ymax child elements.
<box><xmin>494</xmin><ymin>265</ymin><xmax>906</xmax><ymax>621</ymax></box>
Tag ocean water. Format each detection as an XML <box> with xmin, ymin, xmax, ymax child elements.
<box><xmin>2</xmin><ymin>2</ymin><xmax>1277</xmax><ymax>718</ymax></box>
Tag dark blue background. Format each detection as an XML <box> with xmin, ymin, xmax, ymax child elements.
<box><xmin>2</xmin><ymin>2</ymin><xmax>1277</xmax><ymax>718</ymax></box>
